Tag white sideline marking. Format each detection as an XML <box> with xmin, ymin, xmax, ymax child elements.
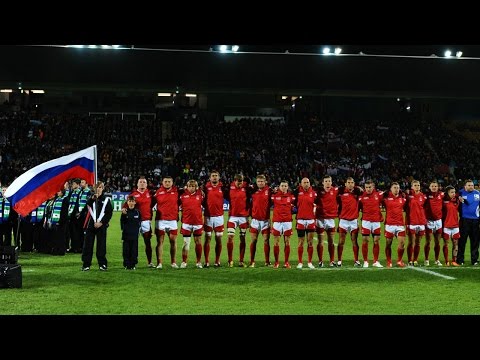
<box><xmin>408</xmin><ymin>266</ymin><xmax>456</xmax><ymax>280</ymax></box>
<box><xmin>22</xmin><ymin>269</ymin><xmax>35</xmax><ymax>272</ymax></box>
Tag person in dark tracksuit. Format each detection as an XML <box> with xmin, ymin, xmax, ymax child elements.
<box><xmin>121</xmin><ymin>195</ymin><xmax>141</xmax><ymax>270</ymax></box>
<box><xmin>458</xmin><ymin>179</ymin><xmax>480</xmax><ymax>266</ymax></box>
<box><xmin>81</xmin><ymin>181</ymin><xmax>113</xmax><ymax>271</ymax></box>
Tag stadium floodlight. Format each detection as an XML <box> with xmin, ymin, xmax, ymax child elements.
<box><xmin>101</xmin><ymin>45</ymin><xmax>111</xmax><ymax>49</ymax></box>
<box><xmin>444</xmin><ymin>50</ymin><xmax>452</xmax><ymax>57</ymax></box>
<box><xmin>219</xmin><ymin>45</ymin><xmax>228</xmax><ymax>53</ymax></box>
<box><xmin>112</xmin><ymin>45</ymin><xmax>121</xmax><ymax>48</ymax></box>
<box><xmin>185</xmin><ymin>93</ymin><xmax>197</xmax><ymax>97</ymax></box>
<box><xmin>281</xmin><ymin>96</ymin><xmax>288</xmax><ymax>100</ymax></box>
<box><xmin>322</xmin><ymin>47</ymin><xmax>331</xmax><ymax>55</ymax></box>
<box><xmin>88</xmin><ymin>45</ymin><xmax>98</xmax><ymax>49</ymax></box>
<box><xmin>232</xmin><ymin>45</ymin><xmax>239</xmax><ymax>52</ymax></box>
<box><xmin>0</xmin><ymin>89</ymin><xmax>12</xmax><ymax>93</ymax></box>
<box><xmin>456</xmin><ymin>51</ymin><xmax>463</xmax><ymax>58</ymax></box>
<box><xmin>68</xmin><ymin>45</ymin><xmax>84</xmax><ymax>48</ymax></box>
<box><xmin>157</xmin><ymin>93</ymin><xmax>172</xmax><ymax>97</ymax></box>
<box><xmin>334</xmin><ymin>47</ymin><xmax>342</xmax><ymax>55</ymax></box>
<box><xmin>31</xmin><ymin>90</ymin><xmax>45</xmax><ymax>94</ymax></box>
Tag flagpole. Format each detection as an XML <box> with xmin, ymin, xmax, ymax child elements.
<box><xmin>94</xmin><ymin>145</ymin><xmax>98</xmax><ymax>185</ymax></box>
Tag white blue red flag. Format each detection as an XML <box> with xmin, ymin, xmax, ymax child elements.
<box><xmin>4</xmin><ymin>145</ymin><xmax>96</xmax><ymax>216</ymax></box>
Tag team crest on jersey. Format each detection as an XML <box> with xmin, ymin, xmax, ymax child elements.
<box><xmin>159</xmin><ymin>191</ymin><xmax>165</xmax><ymax>195</ymax></box>
<box><xmin>264</xmin><ymin>190</ymin><xmax>269</xmax><ymax>195</ymax></box>
<box><xmin>310</xmin><ymin>194</ymin><xmax>313</xmax><ymax>198</ymax></box>
<box><xmin>196</xmin><ymin>196</ymin><xmax>200</xmax><ymax>200</ymax></box>
<box><xmin>287</xmin><ymin>198</ymin><xmax>291</xmax><ymax>202</ymax></box>
<box><xmin>475</xmin><ymin>194</ymin><xmax>480</xmax><ymax>201</ymax></box>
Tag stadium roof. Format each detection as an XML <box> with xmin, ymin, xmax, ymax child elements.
<box><xmin>2</xmin><ymin>45</ymin><xmax>480</xmax><ymax>98</ymax></box>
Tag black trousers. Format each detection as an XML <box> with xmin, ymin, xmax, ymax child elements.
<box><xmin>458</xmin><ymin>218</ymin><xmax>480</xmax><ymax>264</ymax></box>
<box><xmin>122</xmin><ymin>238</ymin><xmax>138</xmax><ymax>268</ymax></box>
<box><xmin>82</xmin><ymin>226</ymin><xmax>108</xmax><ymax>268</ymax></box>
<box><xmin>20</xmin><ymin>222</ymin><xmax>34</xmax><ymax>252</ymax></box>
<box><xmin>0</xmin><ymin>223</ymin><xmax>13</xmax><ymax>246</ymax></box>
<box><xmin>51</xmin><ymin>224</ymin><xmax>66</xmax><ymax>255</ymax></box>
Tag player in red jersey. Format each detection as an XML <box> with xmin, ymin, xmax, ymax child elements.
<box><xmin>293</xmin><ymin>177</ymin><xmax>317</xmax><ymax>269</ymax></box>
<box><xmin>424</xmin><ymin>180</ymin><xmax>445</xmax><ymax>266</ymax></box>
<box><xmin>405</xmin><ymin>180</ymin><xmax>427</xmax><ymax>266</ymax></box>
<box><xmin>315</xmin><ymin>175</ymin><xmax>339</xmax><ymax>267</ymax></box>
<box><xmin>226</xmin><ymin>174</ymin><xmax>250</xmax><ymax>267</ymax></box>
<box><xmin>382</xmin><ymin>182</ymin><xmax>408</xmax><ymax>267</ymax></box>
<box><xmin>271</xmin><ymin>180</ymin><xmax>295</xmax><ymax>269</ymax></box>
<box><xmin>179</xmin><ymin>180</ymin><xmax>204</xmax><ymax>269</ymax></box>
<box><xmin>123</xmin><ymin>176</ymin><xmax>155</xmax><ymax>267</ymax></box>
<box><xmin>248</xmin><ymin>175</ymin><xmax>272</xmax><ymax>267</ymax></box>
<box><xmin>442</xmin><ymin>185</ymin><xmax>463</xmax><ymax>266</ymax></box>
<box><xmin>358</xmin><ymin>180</ymin><xmax>384</xmax><ymax>268</ymax></box>
<box><xmin>202</xmin><ymin>171</ymin><xmax>228</xmax><ymax>267</ymax></box>
<box><xmin>337</xmin><ymin>177</ymin><xmax>363</xmax><ymax>267</ymax></box>
<box><xmin>153</xmin><ymin>176</ymin><xmax>181</xmax><ymax>269</ymax></box>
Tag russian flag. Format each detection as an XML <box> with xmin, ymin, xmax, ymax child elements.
<box><xmin>5</xmin><ymin>145</ymin><xmax>96</xmax><ymax>217</ymax></box>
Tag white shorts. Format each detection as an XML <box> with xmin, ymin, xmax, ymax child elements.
<box><xmin>408</xmin><ymin>224</ymin><xmax>426</xmax><ymax>235</ymax></box>
<box><xmin>140</xmin><ymin>220</ymin><xmax>152</xmax><ymax>234</ymax></box>
<box><xmin>181</xmin><ymin>223</ymin><xmax>203</xmax><ymax>236</ymax></box>
<box><xmin>316</xmin><ymin>218</ymin><xmax>336</xmax><ymax>232</ymax></box>
<box><xmin>426</xmin><ymin>219</ymin><xmax>442</xmax><ymax>233</ymax></box>
<box><xmin>443</xmin><ymin>227</ymin><xmax>460</xmax><ymax>239</ymax></box>
<box><xmin>227</xmin><ymin>216</ymin><xmax>249</xmax><ymax>230</ymax></box>
<box><xmin>385</xmin><ymin>224</ymin><xmax>406</xmax><ymax>238</ymax></box>
<box><xmin>250</xmin><ymin>219</ymin><xmax>270</xmax><ymax>234</ymax></box>
<box><xmin>361</xmin><ymin>220</ymin><xmax>381</xmax><ymax>235</ymax></box>
<box><xmin>272</xmin><ymin>221</ymin><xmax>293</xmax><ymax>236</ymax></box>
<box><xmin>296</xmin><ymin>219</ymin><xmax>315</xmax><ymax>230</ymax></box>
<box><xmin>205</xmin><ymin>215</ymin><xmax>224</xmax><ymax>232</ymax></box>
<box><xmin>156</xmin><ymin>219</ymin><xmax>178</xmax><ymax>233</ymax></box>
<box><xmin>338</xmin><ymin>219</ymin><xmax>358</xmax><ymax>233</ymax></box>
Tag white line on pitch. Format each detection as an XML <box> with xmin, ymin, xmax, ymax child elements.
<box><xmin>407</xmin><ymin>266</ymin><xmax>456</xmax><ymax>280</ymax></box>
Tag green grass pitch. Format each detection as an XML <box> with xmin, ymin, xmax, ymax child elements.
<box><xmin>1</xmin><ymin>212</ymin><xmax>479</xmax><ymax>315</ymax></box>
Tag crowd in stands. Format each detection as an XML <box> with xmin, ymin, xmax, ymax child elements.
<box><xmin>1</xmin><ymin>108</ymin><xmax>480</xmax><ymax>191</ymax></box>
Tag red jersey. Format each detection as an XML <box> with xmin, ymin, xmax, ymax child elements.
<box><xmin>203</xmin><ymin>181</ymin><xmax>226</xmax><ymax>217</ymax></box>
<box><xmin>425</xmin><ymin>190</ymin><xmax>444</xmax><ymax>221</ymax></box>
<box><xmin>228</xmin><ymin>181</ymin><xmax>249</xmax><ymax>217</ymax></box>
<box><xmin>129</xmin><ymin>189</ymin><xmax>154</xmax><ymax>221</ymax></box>
<box><xmin>250</xmin><ymin>186</ymin><xmax>272</xmax><ymax>220</ymax></box>
<box><xmin>338</xmin><ymin>187</ymin><xmax>362</xmax><ymax>221</ymax></box>
<box><xmin>154</xmin><ymin>186</ymin><xmax>179</xmax><ymax>221</ymax></box>
<box><xmin>443</xmin><ymin>196</ymin><xmax>460</xmax><ymax>228</ymax></box>
<box><xmin>294</xmin><ymin>186</ymin><xmax>317</xmax><ymax>220</ymax></box>
<box><xmin>406</xmin><ymin>191</ymin><xmax>427</xmax><ymax>225</ymax></box>
<box><xmin>180</xmin><ymin>190</ymin><xmax>204</xmax><ymax>225</ymax></box>
<box><xmin>383</xmin><ymin>192</ymin><xmax>407</xmax><ymax>226</ymax></box>
<box><xmin>316</xmin><ymin>186</ymin><xmax>339</xmax><ymax>219</ymax></box>
<box><xmin>271</xmin><ymin>191</ymin><xmax>295</xmax><ymax>222</ymax></box>
<box><xmin>359</xmin><ymin>190</ymin><xmax>384</xmax><ymax>222</ymax></box>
